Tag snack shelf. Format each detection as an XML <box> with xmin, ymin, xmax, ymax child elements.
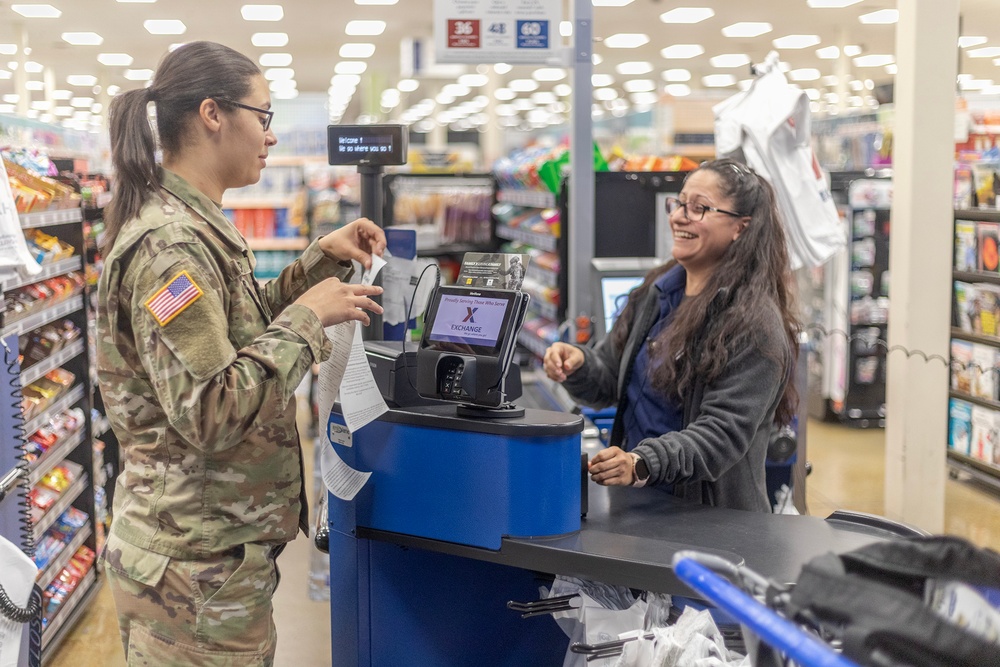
<box><xmin>496</xmin><ymin>224</ymin><xmax>557</xmax><ymax>252</ymax></box>
<box><xmin>947</xmin><ymin>450</ymin><xmax>1000</xmax><ymax>492</ymax></box>
<box><xmin>19</xmin><ymin>208</ymin><xmax>84</xmax><ymax>230</ymax></box>
<box><xmin>23</xmin><ymin>384</ymin><xmax>86</xmax><ymax>437</ymax></box>
<box><xmin>951</xmin><ymin>328</ymin><xmax>1000</xmax><ymax>348</ymax></box>
<box><xmin>948</xmin><ymin>389</ymin><xmax>1000</xmax><ymax>412</ymax></box>
<box><xmin>32</xmin><ymin>472</ymin><xmax>88</xmax><ymax>540</ymax></box>
<box><xmin>21</xmin><ymin>339</ymin><xmax>85</xmax><ymax>387</ymax></box>
<box><xmin>953</xmin><ymin>270</ymin><xmax>1000</xmax><ymax>287</ymax></box>
<box><xmin>28</xmin><ymin>427</ymin><xmax>86</xmax><ymax>487</ymax></box>
<box><xmin>496</xmin><ymin>189</ymin><xmax>556</xmax><ymax>209</ymax></box>
<box><xmin>41</xmin><ymin>567</ymin><xmax>98</xmax><ymax>650</ymax></box>
<box><xmin>525</xmin><ymin>294</ymin><xmax>559</xmax><ymax>321</ymax></box>
<box><xmin>525</xmin><ymin>264</ymin><xmax>559</xmax><ymax>289</ymax></box>
<box><xmin>247</xmin><ymin>237</ymin><xmax>309</xmax><ymax>251</ymax></box>
<box><xmin>2</xmin><ymin>256</ymin><xmax>83</xmax><ymax>291</ymax></box>
<box><xmin>517</xmin><ymin>329</ymin><xmax>552</xmax><ymax>359</ymax></box>
<box><xmin>37</xmin><ymin>522</ymin><xmax>92</xmax><ymax>587</ymax></box>
<box><xmin>1</xmin><ymin>294</ymin><xmax>84</xmax><ymax>337</ymax></box>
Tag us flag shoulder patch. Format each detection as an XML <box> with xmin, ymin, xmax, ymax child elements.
<box><xmin>145</xmin><ymin>270</ymin><xmax>203</xmax><ymax>326</ymax></box>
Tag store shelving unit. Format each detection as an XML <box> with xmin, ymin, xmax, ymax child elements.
<box><xmin>948</xmin><ymin>209</ymin><xmax>1000</xmax><ymax>492</ymax></box>
<box><xmin>0</xmin><ymin>204</ymin><xmax>104</xmax><ymax>660</ymax></box>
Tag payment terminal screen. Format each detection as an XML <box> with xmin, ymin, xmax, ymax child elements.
<box><xmin>602</xmin><ymin>276</ymin><xmax>643</xmax><ymax>334</ymax></box>
<box><xmin>429</xmin><ymin>293</ymin><xmax>510</xmax><ymax>348</ymax></box>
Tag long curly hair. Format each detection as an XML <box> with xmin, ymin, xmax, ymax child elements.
<box><xmin>610</xmin><ymin>159</ymin><xmax>800</xmax><ymax>425</ymax></box>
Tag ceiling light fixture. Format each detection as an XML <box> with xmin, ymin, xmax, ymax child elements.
<box><xmin>623</xmin><ymin>79</ymin><xmax>656</xmax><ymax>93</ymax></box>
<box><xmin>494</xmin><ymin>88</ymin><xmax>516</xmax><ymax>101</ymax></box>
<box><xmin>816</xmin><ymin>46</ymin><xmax>840</xmax><ymax>59</ymax></box>
<box><xmin>0</xmin><ymin>71</ymin><xmax>11</xmax><ymax>80</ymax></box>
<box><xmin>339</xmin><ymin>43</ymin><xmax>376</xmax><ymax>58</ymax></box>
<box><xmin>659</xmin><ymin>7</ymin><xmax>714</xmax><ymax>23</ymax></box>
<box><xmin>710</xmin><ymin>53</ymin><xmax>751</xmax><ymax>68</ymax></box>
<box><xmin>144</xmin><ymin>20</ymin><xmax>187</xmax><ymax>35</ymax></box>
<box><xmin>397</xmin><ymin>78</ymin><xmax>419</xmax><ymax>92</ymax></box>
<box><xmin>251</xmin><ymin>32</ymin><xmax>288</xmax><ymax>47</ymax></box>
<box><xmin>67</xmin><ymin>74</ymin><xmax>97</xmax><ymax>86</ymax></box>
<box><xmin>560</xmin><ymin>21</ymin><xmax>572</xmax><ymax>37</ymax></box>
<box><xmin>721</xmin><ymin>22</ymin><xmax>772</xmax><ymax>38</ymax></box>
<box><xmin>968</xmin><ymin>46</ymin><xmax>1000</xmax><ymax>58</ymax></box>
<box><xmin>259</xmin><ymin>53</ymin><xmax>292</xmax><ymax>67</ymax></box>
<box><xmin>594</xmin><ymin>88</ymin><xmax>618</xmax><ymax>101</ymax></box>
<box><xmin>772</xmin><ymin>34</ymin><xmax>820</xmax><ymax>49</ymax></box>
<box><xmin>660</xmin><ymin>44</ymin><xmax>704</xmax><ymax>59</ymax></box>
<box><xmin>843</xmin><ymin>45</ymin><xmax>862</xmax><ymax>57</ymax></box>
<box><xmin>702</xmin><ymin>74</ymin><xmax>737</xmax><ymax>87</ymax></box>
<box><xmin>124</xmin><ymin>69</ymin><xmax>154</xmax><ymax>80</ymax></box>
<box><xmin>98</xmin><ymin>53</ymin><xmax>134</xmax><ymax>66</ymax></box>
<box><xmin>665</xmin><ymin>83</ymin><xmax>691</xmax><ymax>96</ymax></box>
<box><xmin>0</xmin><ymin>45</ymin><xmax>15</xmax><ymax>55</ymax></box>
<box><xmin>62</xmin><ymin>32</ymin><xmax>104</xmax><ymax>46</ymax></box>
<box><xmin>592</xmin><ymin>74</ymin><xmax>615</xmax><ymax>87</ymax></box>
<box><xmin>806</xmin><ymin>0</ymin><xmax>862</xmax><ymax>7</ymax></box>
<box><xmin>458</xmin><ymin>73</ymin><xmax>488</xmax><ymax>87</ymax></box>
<box><xmin>533</xmin><ymin>67</ymin><xmax>567</xmax><ymax>81</ymax></box>
<box><xmin>345</xmin><ymin>20</ymin><xmax>386</xmax><ymax>35</ymax></box>
<box><xmin>615</xmin><ymin>61</ymin><xmax>653</xmax><ymax>75</ymax></box>
<box><xmin>334</xmin><ymin>61</ymin><xmax>367</xmax><ymax>74</ymax></box>
<box><xmin>24</xmin><ymin>61</ymin><xmax>43</xmax><ymax>73</ymax></box>
<box><xmin>355</xmin><ymin>0</ymin><xmax>399</xmax><ymax>4</ymax></box>
<box><xmin>853</xmin><ymin>54</ymin><xmax>894</xmax><ymax>67</ymax></box>
<box><xmin>662</xmin><ymin>69</ymin><xmax>691</xmax><ymax>82</ymax></box>
<box><xmin>241</xmin><ymin>5</ymin><xmax>283</xmax><ymax>21</ymax></box>
<box><xmin>264</xmin><ymin>67</ymin><xmax>294</xmax><ymax>80</ymax></box>
<box><xmin>959</xmin><ymin>36</ymin><xmax>988</xmax><ymax>48</ymax></box>
<box><xmin>859</xmin><ymin>9</ymin><xmax>898</xmax><ymax>24</ymax></box>
<box><xmin>25</xmin><ymin>81</ymin><xmax>43</xmax><ymax>91</ymax></box>
<box><xmin>11</xmin><ymin>4</ymin><xmax>61</xmax><ymax>18</ymax></box>
<box><xmin>789</xmin><ymin>68</ymin><xmax>821</xmax><ymax>82</ymax></box>
<box><xmin>494</xmin><ymin>63</ymin><xmax>512</xmax><ymax>74</ymax></box>
<box><xmin>593</xmin><ymin>0</ymin><xmax>634</xmax><ymax>5</ymax></box>
<box><xmin>509</xmin><ymin>78</ymin><xmax>539</xmax><ymax>92</ymax></box>
<box><xmin>603</xmin><ymin>33</ymin><xmax>650</xmax><ymax>48</ymax></box>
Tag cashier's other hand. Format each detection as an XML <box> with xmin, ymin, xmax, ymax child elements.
<box><xmin>319</xmin><ymin>217</ymin><xmax>387</xmax><ymax>269</ymax></box>
<box><xmin>588</xmin><ymin>446</ymin><xmax>634</xmax><ymax>486</ymax></box>
<box><xmin>295</xmin><ymin>278</ymin><xmax>384</xmax><ymax>327</ymax></box>
<box><xmin>543</xmin><ymin>343</ymin><xmax>584</xmax><ymax>383</ymax></box>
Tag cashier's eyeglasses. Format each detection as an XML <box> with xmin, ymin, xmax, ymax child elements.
<box><xmin>665</xmin><ymin>197</ymin><xmax>743</xmax><ymax>221</ymax></box>
<box><xmin>212</xmin><ymin>98</ymin><xmax>273</xmax><ymax>131</ymax></box>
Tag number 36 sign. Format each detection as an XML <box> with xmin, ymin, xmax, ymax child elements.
<box><xmin>434</xmin><ymin>0</ymin><xmax>562</xmax><ymax>65</ymax></box>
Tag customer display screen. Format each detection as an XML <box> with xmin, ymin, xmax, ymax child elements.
<box><xmin>423</xmin><ymin>288</ymin><xmax>516</xmax><ymax>355</ymax></box>
<box><xmin>327</xmin><ymin>124</ymin><xmax>407</xmax><ymax>166</ymax></box>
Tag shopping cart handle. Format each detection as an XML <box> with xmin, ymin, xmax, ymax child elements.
<box><xmin>672</xmin><ymin>556</ymin><xmax>861</xmax><ymax>667</ymax></box>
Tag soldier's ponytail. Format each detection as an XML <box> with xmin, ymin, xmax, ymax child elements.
<box><xmin>102</xmin><ymin>42</ymin><xmax>261</xmax><ymax>255</ymax></box>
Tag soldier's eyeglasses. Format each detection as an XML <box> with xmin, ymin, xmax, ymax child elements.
<box><xmin>213</xmin><ymin>98</ymin><xmax>273</xmax><ymax>131</ymax></box>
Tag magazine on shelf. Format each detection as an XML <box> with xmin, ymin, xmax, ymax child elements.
<box><xmin>971</xmin><ymin>405</ymin><xmax>998</xmax><ymax>464</ymax></box>
<box><xmin>949</xmin><ymin>398</ymin><xmax>973</xmax><ymax>456</ymax></box>
<box><xmin>954</xmin><ymin>281</ymin><xmax>977</xmax><ymax>333</ymax></box>
<box><xmin>976</xmin><ymin>222</ymin><xmax>1000</xmax><ymax>275</ymax></box>
<box><xmin>955</xmin><ymin>220</ymin><xmax>977</xmax><ymax>273</ymax></box>
<box><xmin>951</xmin><ymin>339</ymin><xmax>974</xmax><ymax>394</ymax></box>
<box><xmin>973</xmin><ymin>343</ymin><xmax>998</xmax><ymax>401</ymax></box>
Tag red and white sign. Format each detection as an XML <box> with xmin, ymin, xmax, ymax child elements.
<box><xmin>434</xmin><ymin>0</ymin><xmax>561</xmax><ymax>65</ymax></box>
<box><xmin>448</xmin><ymin>19</ymin><xmax>480</xmax><ymax>48</ymax></box>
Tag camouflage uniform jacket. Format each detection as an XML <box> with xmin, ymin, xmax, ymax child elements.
<box><xmin>97</xmin><ymin>167</ymin><xmax>351</xmax><ymax>559</ymax></box>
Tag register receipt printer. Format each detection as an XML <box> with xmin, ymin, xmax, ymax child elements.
<box><xmin>415</xmin><ymin>285</ymin><xmax>529</xmax><ymax>417</ymax></box>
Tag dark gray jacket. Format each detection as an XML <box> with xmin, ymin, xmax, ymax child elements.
<box><xmin>563</xmin><ymin>277</ymin><xmax>791</xmax><ymax>512</ymax></box>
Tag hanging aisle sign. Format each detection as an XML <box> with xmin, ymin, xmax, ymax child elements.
<box><xmin>433</xmin><ymin>0</ymin><xmax>562</xmax><ymax>65</ymax></box>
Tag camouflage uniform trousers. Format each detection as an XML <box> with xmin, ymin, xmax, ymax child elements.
<box><xmin>103</xmin><ymin>534</ymin><xmax>282</xmax><ymax>666</ymax></box>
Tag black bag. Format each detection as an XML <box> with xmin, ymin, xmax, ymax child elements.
<box><xmin>786</xmin><ymin>536</ymin><xmax>1000</xmax><ymax>667</ymax></box>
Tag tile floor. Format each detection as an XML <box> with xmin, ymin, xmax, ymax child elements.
<box><xmin>46</xmin><ymin>419</ymin><xmax>1000</xmax><ymax>666</ymax></box>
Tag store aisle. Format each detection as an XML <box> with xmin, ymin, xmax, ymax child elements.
<box><xmin>45</xmin><ymin>419</ymin><xmax>1000</xmax><ymax>665</ymax></box>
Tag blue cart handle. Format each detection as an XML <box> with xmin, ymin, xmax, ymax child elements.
<box><xmin>672</xmin><ymin>556</ymin><xmax>861</xmax><ymax>667</ymax></box>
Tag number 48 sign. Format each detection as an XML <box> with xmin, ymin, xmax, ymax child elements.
<box><xmin>434</xmin><ymin>0</ymin><xmax>562</xmax><ymax>65</ymax></box>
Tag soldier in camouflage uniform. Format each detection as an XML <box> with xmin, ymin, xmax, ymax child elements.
<box><xmin>96</xmin><ymin>42</ymin><xmax>385</xmax><ymax>666</ymax></box>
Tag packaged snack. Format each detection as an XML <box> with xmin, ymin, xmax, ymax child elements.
<box><xmin>29</xmin><ymin>486</ymin><xmax>59</xmax><ymax>513</ymax></box>
<box><xmin>39</xmin><ymin>465</ymin><xmax>75</xmax><ymax>493</ymax></box>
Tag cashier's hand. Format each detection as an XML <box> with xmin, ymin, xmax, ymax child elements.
<box><xmin>294</xmin><ymin>278</ymin><xmax>384</xmax><ymax>327</ymax></box>
<box><xmin>319</xmin><ymin>217</ymin><xmax>387</xmax><ymax>270</ymax></box>
<box><xmin>543</xmin><ymin>343</ymin><xmax>585</xmax><ymax>383</ymax></box>
<box><xmin>588</xmin><ymin>446</ymin><xmax>634</xmax><ymax>486</ymax></box>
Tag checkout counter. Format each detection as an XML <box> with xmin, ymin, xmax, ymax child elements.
<box><xmin>324</xmin><ymin>282</ymin><xmax>899</xmax><ymax>666</ymax></box>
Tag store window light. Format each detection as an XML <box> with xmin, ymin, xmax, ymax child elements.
<box><xmin>11</xmin><ymin>4</ymin><xmax>61</xmax><ymax>18</ymax></box>
<box><xmin>339</xmin><ymin>43</ymin><xmax>375</xmax><ymax>58</ymax></box>
<box><xmin>702</xmin><ymin>74</ymin><xmax>736</xmax><ymax>87</ymax></box>
<box><xmin>251</xmin><ymin>32</ymin><xmax>288</xmax><ymax>47</ymax></box>
<box><xmin>616</xmin><ymin>61</ymin><xmax>653</xmax><ymax>75</ymax></box>
<box><xmin>144</xmin><ymin>20</ymin><xmax>186</xmax><ymax>35</ymax></box>
<box><xmin>62</xmin><ymin>32</ymin><xmax>104</xmax><ymax>46</ymax></box>
<box><xmin>710</xmin><ymin>53</ymin><xmax>750</xmax><ymax>68</ymax></box>
<box><xmin>721</xmin><ymin>22</ymin><xmax>772</xmax><ymax>38</ymax></box>
<box><xmin>659</xmin><ymin>7</ymin><xmax>713</xmax><ymax>23</ymax></box>
<box><xmin>859</xmin><ymin>9</ymin><xmax>897</xmax><ymax>24</ymax></box>
<box><xmin>772</xmin><ymin>35</ymin><xmax>820</xmax><ymax>50</ymax></box>
<box><xmin>346</xmin><ymin>20</ymin><xmax>386</xmax><ymax>36</ymax></box>
<box><xmin>260</xmin><ymin>53</ymin><xmax>292</xmax><ymax>67</ymax></box>
<box><xmin>959</xmin><ymin>36</ymin><xmax>988</xmax><ymax>48</ymax></box>
<box><xmin>98</xmin><ymin>53</ymin><xmax>133</xmax><ymax>66</ymax></box>
<box><xmin>241</xmin><ymin>5</ymin><xmax>283</xmax><ymax>21</ymax></box>
<box><xmin>816</xmin><ymin>46</ymin><xmax>839</xmax><ymax>59</ymax></box>
<box><xmin>604</xmin><ymin>33</ymin><xmax>649</xmax><ymax>49</ymax></box>
<box><xmin>661</xmin><ymin>44</ymin><xmax>704</xmax><ymax>59</ymax></box>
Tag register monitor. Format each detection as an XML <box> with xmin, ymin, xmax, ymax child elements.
<box><xmin>591</xmin><ymin>258</ymin><xmax>662</xmax><ymax>339</ymax></box>
<box><xmin>416</xmin><ymin>286</ymin><xmax>528</xmax><ymax>416</ymax></box>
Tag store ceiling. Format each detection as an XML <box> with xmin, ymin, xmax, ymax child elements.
<box><xmin>0</xmin><ymin>0</ymin><xmax>998</xmax><ymax>131</ymax></box>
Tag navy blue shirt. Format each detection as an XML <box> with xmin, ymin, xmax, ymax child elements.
<box><xmin>621</xmin><ymin>264</ymin><xmax>686</xmax><ymax>451</ymax></box>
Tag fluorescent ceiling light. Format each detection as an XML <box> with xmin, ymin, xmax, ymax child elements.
<box><xmin>397</xmin><ymin>78</ymin><xmax>418</xmax><ymax>92</ymax></box>
<box><xmin>807</xmin><ymin>0</ymin><xmax>862</xmax><ymax>7</ymax></box>
<box><xmin>555</xmin><ymin>84</ymin><xmax>572</xmax><ymax>96</ymax></box>
<box><xmin>345</xmin><ymin>20</ymin><xmax>386</xmax><ymax>36</ymax></box>
<box><xmin>630</xmin><ymin>92</ymin><xmax>657</xmax><ymax>105</ymax></box>
<box><xmin>0</xmin><ymin>45</ymin><xmax>15</xmax><ymax>55</ymax></box>
<box><xmin>665</xmin><ymin>83</ymin><xmax>691</xmax><ymax>97</ymax></box>
<box><xmin>107</xmin><ymin>85</ymin><xmax>120</xmax><ymax>96</ymax></box>
<box><xmin>623</xmin><ymin>79</ymin><xmax>656</xmax><ymax>93</ymax></box>
<box><xmin>494</xmin><ymin>88</ymin><xmax>515</xmax><ymax>101</ymax></box>
<box><xmin>144</xmin><ymin>20</ymin><xmax>186</xmax><ymax>35</ymax></box>
<box><xmin>616</xmin><ymin>61</ymin><xmax>653</xmax><ymax>75</ymax></box>
<box><xmin>118</xmin><ymin>0</ymin><xmax>157</xmax><ymax>3</ymax></box>
<box><xmin>968</xmin><ymin>46</ymin><xmax>1000</xmax><ymax>58</ymax></box>
<box><xmin>458</xmin><ymin>73</ymin><xmax>488</xmax><ymax>87</ymax></box>
<box><xmin>531</xmin><ymin>92</ymin><xmax>557</xmax><ymax>105</ymax></box>
<box><xmin>124</xmin><ymin>69</ymin><xmax>153</xmax><ymax>80</ymax></box>
<box><xmin>67</xmin><ymin>74</ymin><xmax>97</xmax><ymax>86</ymax></box>
<box><xmin>355</xmin><ymin>0</ymin><xmax>399</xmax><ymax>4</ymax></box>
<box><xmin>659</xmin><ymin>7</ymin><xmax>714</xmax><ymax>23</ymax></box>
<box><xmin>822</xmin><ymin>75</ymin><xmax>839</xmax><ymax>86</ymax></box>
<box><xmin>264</xmin><ymin>67</ymin><xmax>294</xmax><ymax>80</ymax></box>
<box><xmin>6</xmin><ymin>62</ymin><xmax>17</xmax><ymax>71</ymax></box>
<box><xmin>849</xmin><ymin>79</ymin><xmax>864</xmax><ymax>91</ymax></box>
<box><xmin>442</xmin><ymin>83</ymin><xmax>469</xmax><ymax>97</ymax></box>
<box><xmin>259</xmin><ymin>53</ymin><xmax>292</xmax><ymax>67</ymax></box>
<box><xmin>592</xmin><ymin>73</ymin><xmax>614</xmax><ymax>87</ymax></box>
<box><xmin>722</xmin><ymin>22</ymin><xmax>772</xmax><ymax>38</ymax></box>
<box><xmin>853</xmin><ymin>54</ymin><xmax>894</xmax><ymax>67</ymax></box>
<box><xmin>24</xmin><ymin>61</ymin><xmax>43</xmax><ymax>73</ymax></box>
<box><xmin>773</xmin><ymin>34</ymin><xmax>820</xmax><ymax>49</ymax></box>
<box><xmin>339</xmin><ymin>43</ymin><xmax>375</xmax><ymax>58</ymax></box>
<box><xmin>98</xmin><ymin>53</ymin><xmax>133</xmax><ymax>66</ymax></box>
<box><xmin>789</xmin><ymin>68</ymin><xmax>821</xmax><ymax>82</ymax></box>
<box><xmin>710</xmin><ymin>53</ymin><xmax>751</xmax><ymax>68</ymax></box>
<box><xmin>702</xmin><ymin>74</ymin><xmax>736</xmax><ymax>87</ymax></box>
<box><xmin>560</xmin><ymin>21</ymin><xmax>572</xmax><ymax>37</ymax></box>
<box><xmin>251</xmin><ymin>32</ymin><xmax>288</xmax><ymax>47</ymax></box>
<box><xmin>816</xmin><ymin>46</ymin><xmax>840</xmax><ymax>59</ymax></box>
<box><xmin>12</xmin><ymin>4</ymin><xmax>61</xmax><ymax>18</ymax></box>
<box><xmin>513</xmin><ymin>99</ymin><xmax>535</xmax><ymax>111</ymax></box>
<box><xmin>62</xmin><ymin>32</ymin><xmax>104</xmax><ymax>46</ymax></box>
<box><xmin>844</xmin><ymin>45</ymin><xmax>862</xmax><ymax>57</ymax></box>
<box><xmin>269</xmin><ymin>79</ymin><xmax>296</xmax><ymax>92</ymax></box>
<box><xmin>334</xmin><ymin>61</ymin><xmax>367</xmax><ymax>74</ymax></box>
<box><xmin>273</xmin><ymin>90</ymin><xmax>298</xmax><ymax>100</ymax></box>
<box><xmin>959</xmin><ymin>36</ymin><xmax>988</xmax><ymax>48</ymax></box>
<box><xmin>0</xmin><ymin>71</ymin><xmax>10</xmax><ymax>80</ymax></box>
<box><xmin>0</xmin><ymin>105</ymin><xmax>14</xmax><ymax>113</ymax></box>
<box><xmin>2</xmin><ymin>95</ymin><xmax>20</xmax><ymax>103</ymax></box>
<box><xmin>168</xmin><ymin>43</ymin><xmax>186</xmax><ymax>52</ymax></box>
<box><xmin>509</xmin><ymin>78</ymin><xmax>539</xmax><ymax>92</ymax></box>
<box><xmin>859</xmin><ymin>9</ymin><xmax>898</xmax><ymax>24</ymax></box>
<box><xmin>593</xmin><ymin>0</ymin><xmax>634</xmax><ymax>5</ymax></box>
<box><xmin>70</xmin><ymin>97</ymin><xmax>94</xmax><ymax>108</ymax></box>
<box><xmin>331</xmin><ymin>74</ymin><xmax>361</xmax><ymax>86</ymax></box>
<box><xmin>603</xmin><ymin>33</ymin><xmax>649</xmax><ymax>48</ymax></box>
<box><xmin>663</xmin><ymin>69</ymin><xmax>691</xmax><ymax>82</ymax></box>
<box><xmin>533</xmin><ymin>67</ymin><xmax>566</xmax><ymax>81</ymax></box>
<box><xmin>494</xmin><ymin>63</ymin><xmax>512</xmax><ymax>74</ymax></box>
<box><xmin>804</xmin><ymin>88</ymin><xmax>820</xmax><ymax>100</ymax></box>
<box><xmin>959</xmin><ymin>78</ymin><xmax>993</xmax><ymax>91</ymax></box>
<box><xmin>594</xmin><ymin>88</ymin><xmax>618</xmax><ymax>101</ymax></box>
<box><xmin>660</xmin><ymin>44</ymin><xmax>704</xmax><ymax>59</ymax></box>
<box><xmin>241</xmin><ymin>5</ymin><xmax>283</xmax><ymax>21</ymax></box>
<box><xmin>54</xmin><ymin>105</ymin><xmax>73</xmax><ymax>115</ymax></box>
<box><xmin>25</xmin><ymin>81</ymin><xmax>43</xmax><ymax>91</ymax></box>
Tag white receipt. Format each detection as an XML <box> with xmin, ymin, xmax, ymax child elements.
<box><xmin>382</xmin><ymin>256</ymin><xmax>414</xmax><ymax>326</ymax></box>
<box><xmin>0</xmin><ymin>533</ymin><xmax>37</xmax><ymax>667</ymax></box>
<box><xmin>339</xmin><ymin>321</ymin><xmax>388</xmax><ymax>432</ymax></box>
<box><xmin>320</xmin><ymin>439</ymin><xmax>371</xmax><ymax>501</ymax></box>
<box><xmin>315</xmin><ymin>322</ymin><xmax>353</xmax><ymax>437</ymax></box>
<box><xmin>361</xmin><ymin>253</ymin><xmax>388</xmax><ymax>286</ymax></box>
